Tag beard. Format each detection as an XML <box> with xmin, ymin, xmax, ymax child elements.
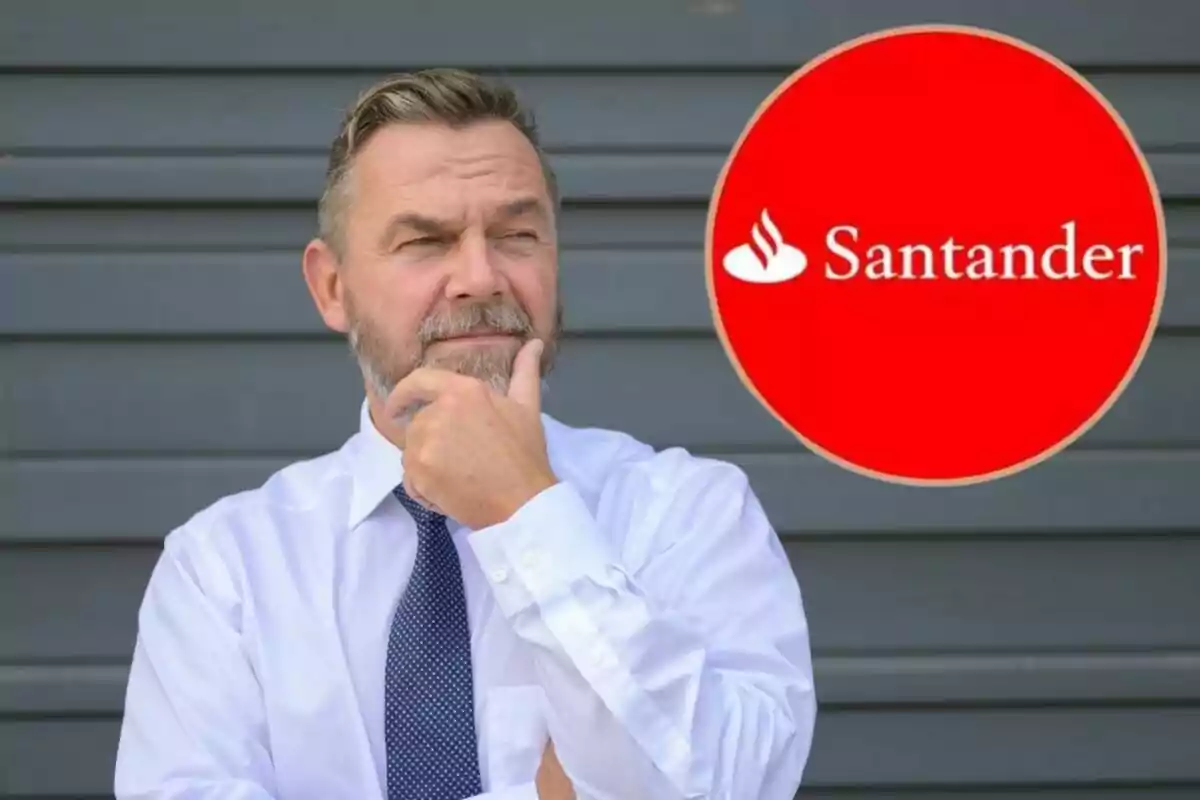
<box><xmin>345</xmin><ymin>294</ymin><xmax>560</xmax><ymax>410</ymax></box>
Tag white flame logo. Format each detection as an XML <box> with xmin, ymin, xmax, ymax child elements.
<box><xmin>722</xmin><ymin>209</ymin><xmax>807</xmax><ymax>283</ymax></box>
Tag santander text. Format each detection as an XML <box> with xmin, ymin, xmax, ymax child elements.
<box><xmin>825</xmin><ymin>222</ymin><xmax>1141</xmax><ymax>281</ymax></box>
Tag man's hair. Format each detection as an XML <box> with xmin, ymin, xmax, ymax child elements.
<box><xmin>318</xmin><ymin>68</ymin><xmax>559</xmax><ymax>256</ymax></box>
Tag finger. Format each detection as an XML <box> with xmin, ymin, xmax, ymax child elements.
<box><xmin>385</xmin><ymin>367</ymin><xmax>473</xmax><ymax>421</ymax></box>
<box><xmin>402</xmin><ymin>472</ymin><xmax>441</xmax><ymax>515</ymax></box>
<box><xmin>506</xmin><ymin>338</ymin><xmax>544</xmax><ymax>413</ymax></box>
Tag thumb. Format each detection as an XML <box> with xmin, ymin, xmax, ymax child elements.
<box><xmin>507</xmin><ymin>338</ymin><xmax>544</xmax><ymax>413</ymax></box>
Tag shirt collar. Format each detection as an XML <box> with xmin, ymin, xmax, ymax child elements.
<box><xmin>346</xmin><ymin>398</ymin><xmax>407</xmax><ymax>530</ymax></box>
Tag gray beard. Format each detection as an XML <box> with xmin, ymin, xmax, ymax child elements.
<box><xmin>345</xmin><ymin>297</ymin><xmax>559</xmax><ymax>422</ymax></box>
<box><xmin>352</xmin><ymin>328</ymin><xmax>513</xmax><ymax>394</ymax></box>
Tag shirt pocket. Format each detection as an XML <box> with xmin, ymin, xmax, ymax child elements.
<box><xmin>485</xmin><ymin>684</ymin><xmax>548</xmax><ymax>789</ymax></box>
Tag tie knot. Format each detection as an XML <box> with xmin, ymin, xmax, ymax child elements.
<box><xmin>392</xmin><ymin>485</ymin><xmax>447</xmax><ymax>528</ymax></box>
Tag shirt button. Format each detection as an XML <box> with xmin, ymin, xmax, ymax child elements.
<box><xmin>490</xmin><ymin>567</ymin><xmax>509</xmax><ymax>583</ymax></box>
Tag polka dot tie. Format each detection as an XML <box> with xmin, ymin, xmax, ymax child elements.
<box><xmin>385</xmin><ymin>486</ymin><xmax>482</xmax><ymax>800</ymax></box>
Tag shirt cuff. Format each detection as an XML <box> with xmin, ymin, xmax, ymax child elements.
<box><xmin>470</xmin><ymin>481</ymin><xmax>619</xmax><ymax>619</ymax></box>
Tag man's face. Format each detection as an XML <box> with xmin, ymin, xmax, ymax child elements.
<box><xmin>333</xmin><ymin>120</ymin><xmax>560</xmax><ymax>401</ymax></box>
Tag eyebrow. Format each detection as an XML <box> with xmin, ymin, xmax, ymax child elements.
<box><xmin>492</xmin><ymin>197</ymin><xmax>550</xmax><ymax>224</ymax></box>
<box><xmin>377</xmin><ymin>196</ymin><xmax>550</xmax><ymax>251</ymax></box>
<box><xmin>378</xmin><ymin>212</ymin><xmax>454</xmax><ymax>250</ymax></box>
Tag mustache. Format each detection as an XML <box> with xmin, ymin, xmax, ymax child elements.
<box><xmin>418</xmin><ymin>300</ymin><xmax>533</xmax><ymax>345</ymax></box>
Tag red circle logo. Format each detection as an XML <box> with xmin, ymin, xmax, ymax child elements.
<box><xmin>707</xmin><ymin>25</ymin><xmax>1166</xmax><ymax>485</ymax></box>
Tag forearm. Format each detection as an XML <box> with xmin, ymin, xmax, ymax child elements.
<box><xmin>470</xmin><ymin>480</ymin><xmax>815</xmax><ymax>799</ymax></box>
<box><xmin>531</xmin><ymin>623</ymin><xmax>806</xmax><ymax>798</ymax></box>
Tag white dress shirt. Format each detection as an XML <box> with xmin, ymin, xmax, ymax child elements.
<box><xmin>115</xmin><ymin>402</ymin><xmax>816</xmax><ymax>799</ymax></box>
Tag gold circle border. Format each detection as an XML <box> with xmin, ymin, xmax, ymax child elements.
<box><xmin>703</xmin><ymin>23</ymin><xmax>1169</xmax><ymax>488</ymax></box>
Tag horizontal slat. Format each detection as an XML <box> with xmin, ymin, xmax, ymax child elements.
<box><xmin>0</xmin><ymin>250</ymin><xmax>713</xmax><ymax>335</ymax></box>
<box><xmin>3</xmin><ymin>204</ymin><xmax>1197</xmax><ymax>253</ymax></box>
<box><xmin>5</xmin><ymin>653</ymin><xmax>1199</xmax><ymax>715</ymax></box>
<box><xmin>1166</xmin><ymin>248</ymin><xmax>1200</xmax><ymax>326</ymax></box>
<box><xmin>2</xmin><ymin>0</ymin><xmax>1198</xmax><ymax>68</ymax></box>
<box><xmin>3</xmin><ymin>337</ymin><xmax>1198</xmax><ymax>455</ymax></box>
<box><xmin>4</xmin><ymin>73</ymin><xmax>770</xmax><ymax>153</ymax></box>
<box><xmin>0</xmin><ymin>546</ymin><xmax>153</xmax><ymax>662</ymax></box>
<box><xmin>0</xmin><ymin>664</ymin><xmax>129</xmax><ymax>714</ymax></box>
<box><xmin>0</xmin><ymin>204</ymin><xmax>708</xmax><ymax>252</ymax></box>
<box><xmin>806</xmin><ymin>707</ymin><xmax>1200</xmax><ymax>786</ymax></box>
<box><xmin>813</xmin><ymin>653</ymin><xmax>1200</xmax><ymax>704</ymax></box>
<box><xmin>788</xmin><ymin>536</ymin><xmax>1200</xmax><ymax>652</ymax></box>
<box><xmin>2</xmin><ymin>152</ymin><xmax>1198</xmax><ymax>202</ymax></box>
<box><xmin>0</xmin><ymin>153</ymin><xmax>716</xmax><ymax>202</ymax></box>
<box><xmin>5</xmin><ymin>72</ymin><xmax>1200</xmax><ymax>152</ymax></box>
<box><xmin>6</xmin><ymin>451</ymin><xmax>1200</xmax><ymax>543</ymax></box>
<box><xmin>3</xmin><ymin>534</ymin><xmax>1198</xmax><ymax>662</ymax></box>
<box><xmin>744</xmin><ymin>451</ymin><xmax>1200</xmax><ymax>534</ymax></box>
<box><xmin>1171</xmin><ymin>205</ymin><xmax>1200</xmax><ymax>244</ymax></box>
<box><xmin>2</xmin><ymin>249</ymin><xmax>1198</xmax><ymax>334</ymax></box>
<box><xmin>1</xmin><ymin>720</ymin><xmax>120</xmax><ymax>797</ymax></box>
<box><xmin>4</xmin><ymin>709</ymin><xmax>1199</xmax><ymax>794</ymax></box>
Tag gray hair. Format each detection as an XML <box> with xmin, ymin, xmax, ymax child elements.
<box><xmin>318</xmin><ymin>68</ymin><xmax>559</xmax><ymax>256</ymax></box>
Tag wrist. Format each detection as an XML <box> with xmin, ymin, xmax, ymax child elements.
<box><xmin>502</xmin><ymin>470</ymin><xmax>558</xmax><ymax>522</ymax></box>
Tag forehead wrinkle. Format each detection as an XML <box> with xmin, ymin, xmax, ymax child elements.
<box><xmin>342</xmin><ymin>128</ymin><xmax>550</xmax><ymax>249</ymax></box>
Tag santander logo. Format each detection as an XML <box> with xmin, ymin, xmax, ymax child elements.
<box><xmin>722</xmin><ymin>209</ymin><xmax>1143</xmax><ymax>284</ymax></box>
<box><xmin>722</xmin><ymin>209</ymin><xmax>808</xmax><ymax>283</ymax></box>
<box><xmin>705</xmin><ymin>25</ymin><xmax>1166</xmax><ymax>486</ymax></box>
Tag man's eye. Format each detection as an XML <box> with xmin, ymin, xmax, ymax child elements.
<box><xmin>503</xmin><ymin>231</ymin><xmax>538</xmax><ymax>241</ymax></box>
<box><xmin>400</xmin><ymin>236</ymin><xmax>443</xmax><ymax>250</ymax></box>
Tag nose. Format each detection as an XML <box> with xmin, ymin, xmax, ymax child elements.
<box><xmin>444</xmin><ymin>231</ymin><xmax>504</xmax><ymax>300</ymax></box>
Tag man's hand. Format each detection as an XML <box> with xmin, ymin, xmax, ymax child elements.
<box><xmin>536</xmin><ymin>741</ymin><xmax>575</xmax><ymax>800</ymax></box>
<box><xmin>385</xmin><ymin>338</ymin><xmax>558</xmax><ymax>529</ymax></box>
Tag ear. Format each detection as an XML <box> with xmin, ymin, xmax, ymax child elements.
<box><xmin>302</xmin><ymin>238</ymin><xmax>350</xmax><ymax>334</ymax></box>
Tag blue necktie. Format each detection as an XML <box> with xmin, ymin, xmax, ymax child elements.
<box><xmin>385</xmin><ymin>486</ymin><xmax>483</xmax><ymax>800</ymax></box>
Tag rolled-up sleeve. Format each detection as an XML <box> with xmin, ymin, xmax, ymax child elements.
<box><xmin>469</xmin><ymin>451</ymin><xmax>816</xmax><ymax>800</ymax></box>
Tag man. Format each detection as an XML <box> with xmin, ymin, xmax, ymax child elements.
<box><xmin>115</xmin><ymin>68</ymin><xmax>816</xmax><ymax>799</ymax></box>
